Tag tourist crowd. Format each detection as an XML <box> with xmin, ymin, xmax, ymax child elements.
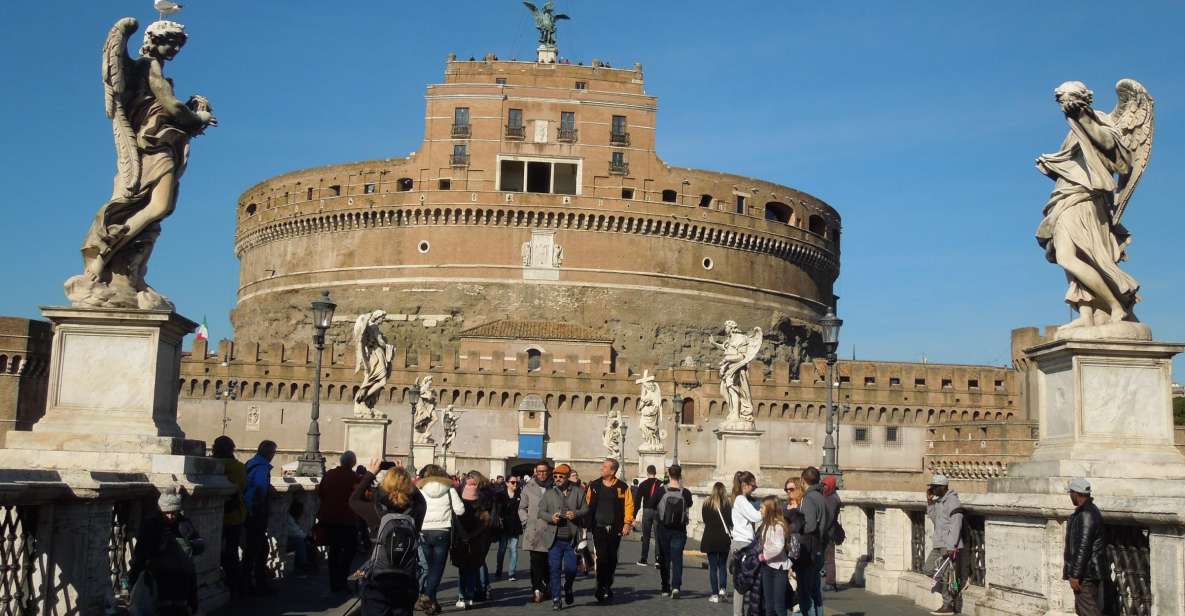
<box><xmin>122</xmin><ymin>440</ymin><xmax>1109</xmax><ymax>616</ymax></box>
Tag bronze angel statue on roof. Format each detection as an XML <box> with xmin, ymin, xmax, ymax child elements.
<box><xmin>523</xmin><ymin>1</ymin><xmax>569</xmax><ymax>47</ymax></box>
<box><xmin>64</xmin><ymin>17</ymin><xmax>217</xmax><ymax>310</ymax></box>
<box><xmin>1035</xmin><ymin>79</ymin><xmax>1153</xmax><ymax>339</ymax></box>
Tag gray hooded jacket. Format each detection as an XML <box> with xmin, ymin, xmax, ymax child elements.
<box><xmin>927</xmin><ymin>490</ymin><xmax>964</xmax><ymax>550</ymax></box>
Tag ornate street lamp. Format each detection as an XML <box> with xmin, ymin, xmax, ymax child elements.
<box><xmin>819</xmin><ymin>306</ymin><xmax>844</xmax><ymax>488</ymax></box>
<box><xmin>296</xmin><ymin>290</ymin><xmax>336</xmax><ymax>477</ymax></box>
<box><xmin>672</xmin><ymin>392</ymin><xmax>683</xmax><ymax>466</ymax></box>
<box><xmin>215</xmin><ymin>358</ymin><xmax>237</xmax><ymax>436</ymax></box>
<box><xmin>408</xmin><ymin>382</ymin><xmax>421</xmax><ymax>473</ymax></box>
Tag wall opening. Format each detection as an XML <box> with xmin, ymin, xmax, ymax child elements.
<box><xmin>621</xmin><ymin>187</ymin><xmax>635</xmax><ymax>200</ymax></box>
<box><xmin>438</xmin><ymin>179</ymin><xmax>451</xmax><ymax>190</ymax></box>
<box><xmin>699</xmin><ymin>194</ymin><xmax>713</xmax><ymax>208</ymax></box>
<box><xmin>526</xmin><ymin>162</ymin><xmax>552</xmax><ymax>193</ymax></box>
<box><xmin>764</xmin><ymin>201</ymin><xmax>791</xmax><ymax>223</ymax></box>
<box><xmin>500</xmin><ymin>160</ymin><xmax>526</xmax><ymax>192</ymax></box>
<box><xmin>808</xmin><ymin>215</ymin><xmax>826</xmax><ymax>236</ymax></box>
<box><xmin>553</xmin><ymin>163</ymin><xmax>577</xmax><ymax>195</ymax></box>
<box><xmin>397</xmin><ymin>178</ymin><xmax>414</xmax><ymax>192</ymax></box>
<box><xmin>527</xmin><ymin>349</ymin><xmax>542</xmax><ymax>372</ymax></box>
<box><xmin>680</xmin><ymin>398</ymin><xmax>695</xmax><ymax>424</ymax></box>
<box><xmin>661</xmin><ymin>189</ymin><xmax>678</xmax><ymax>203</ymax></box>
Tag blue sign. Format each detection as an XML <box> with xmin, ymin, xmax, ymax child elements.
<box><xmin>518</xmin><ymin>434</ymin><xmax>545</xmax><ymax>459</ymax></box>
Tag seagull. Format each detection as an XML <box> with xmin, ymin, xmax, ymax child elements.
<box><xmin>154</xmin><ymin>0</ymin><xmax>183</xmax><ymax>18</ymax></box>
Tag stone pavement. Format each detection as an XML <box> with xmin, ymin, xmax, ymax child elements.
<box><xmin>217</xmin><ymin>538</ymin><xmax>930</xmax><ymax>616</ymax></box>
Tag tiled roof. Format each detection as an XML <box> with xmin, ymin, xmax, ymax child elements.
<box><xmin>459</xmin><ymin>320</ymin><xmax>613</xmax><ymax>342</ymax></box>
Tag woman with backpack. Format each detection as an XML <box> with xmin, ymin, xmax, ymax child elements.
<box><xmin>730</xmin><ymin>471</ymin><xmax>763</xmax><ymax>616</ymax></box>
<box><xmin>416</xmin><ymin>464</ymin><xmax>464</xmax><ymax>615</ymax></box>
<box><xmin>349</xmin><ymin>459</ymin><xmax>427</xmax><ymax>616</ymax></box>
<box><xmin>451</xmin><ymin>470</ymin><xmax>497</xmax><ymax>609</ymax></box>
<box><xmin>701</xmin><ymin>481</ymin><xmax>733</xmax><ymax>603</ymax></box>
<box><xmin>756</xmin><ymin>496</ymin><xmax>792</xmax><ymax>616</ymax></box>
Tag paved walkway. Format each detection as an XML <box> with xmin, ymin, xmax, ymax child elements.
<box><xmin>218</xmin><ymin>538</ymin><xmax>930</xmax><ymax>616</ymax></box>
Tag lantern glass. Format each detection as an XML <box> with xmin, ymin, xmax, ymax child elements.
<box><xmin>311</xmin><ymin>290</ymin><xmax>337</xmax><ymax>333</ymax></box>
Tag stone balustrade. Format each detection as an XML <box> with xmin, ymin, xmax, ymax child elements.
<box><xmin>0</xmin><ymin>470</ymin><xmax>316</xmax><ymax>616</ymax></box>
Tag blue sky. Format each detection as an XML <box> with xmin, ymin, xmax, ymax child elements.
<box><xmin>1</xmin><ymin>1</ymin><xmax>1182</xmax><ymax>374</ymax></box>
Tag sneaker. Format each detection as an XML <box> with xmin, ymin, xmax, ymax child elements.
<box><xmin>564</xmin><ymin>590</ymin><xmax>575</xmax><ymax>606</ymax></box>
<box><xmin>552</xmin><ymin>601</ymin><xmax>563</xmax><ymax>611</ymax></box>
<box><xmin>660</xmin><ymin>590</ymin><xmax>671</xmax><ymax>598</ymax></box>
<box><xmin>533</xmin><ymin>590</ymin><xmax>543</xmax><ymax>603</ymax></box>
<box><xmin>708</xmin><ymin>595</ymin><xmax>720</xmax><ymax>603</ymax></box>
<box><xmin>414</xmin><ymin>595</ymin><xmax>429</xmax><ymax>611</ymax></box>
<box><xmin>455</xmin><ymin>599</ymin><xmax>466</xmax><ymax>609</ymax></box>
<box><xmin>671</xmin><ymin>589</ymin><xmax>681</xmax><ymax>600</ymax></box>
<box><xmin>636</xmin><ymin>560</ymin><xmax>648</xmax><ymax>567</ymax></box>
<box><xmin>465</xmin><ymin>600</ymin><xmax>474</xmax><ymax>609</ymax></box>
<box><xmin>509</xmin><ymin>576</ymin><xmax>517</xmax><ymax>582</ymax></box>
<box><xmin>719</xmin><ymin>590</ymin><xmax>728</xmax><ymax>599</ymax></box>
<box><xmin>930</xmin><ymin>607</ymin><xmax>956</xmax><ymax>615</ymax></box>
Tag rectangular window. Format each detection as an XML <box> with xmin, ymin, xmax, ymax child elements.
<box><xmin>994</xmin><ymin>379</ymin><xmax>1005</xmax><ymax>391</ymax></box>
<box><xmin>839</xmin><ymin>375</ymin><xmax>850</xmax><ymax>384</ymax></box>
<box><xmin>610</xmin><ymin>115</ymin><xmax>629</xmax><ymax>145</ymax></box>
<box><xmin>968</xmin><ymin>379</ymin><xmax>980</xmax><ymax>390</ymax></box>
<box><xmin>621</xmin><ymin>187</ymin><xmax>635</xmax><ymax>200</ymax></box>
<box><xmin>561</xmin><ymin>111</ymin><xmax>576</xmax><ymax>130</ymax></box>
<box><xmin>854</xmin><ymin>427</ymin><xmax>869</xmax><ymax>443</ymax></box>
<box><xmin>454</xmin><ymin>107</ymin><xmax>470</xmax><ymax>127</ymax></box>
<box><xmin>508</xmin><ymin>108</ymin><xmax>523</xmax><ymax>129</ymax></box>
<box><xmin>306</xmin><ymin>187</ymin><xmax>315</xmax><ymax>200</ymax></box>
<box><xmin>438</xmin><ymin>178</ymin><xmax>451</xmax><ymax>190</ymax></box>
<box><xmin>611</xmin><ymin>151</ymin><xmax>625</xmax><ymax>165</ymax></box>
<box><xmin>499</xmin><ymin>160</ymin><xmax>525</xmax><ymax>192</ymax></box>
<box><xmin>612</xmin><ymin>115</ymin><xmax>627</xmax><ymax>135</ymax></box>
<box><xmin>886</xmin><ymin>427</ymin><xmax>899</xmax><ymax>443</ymax></box>
<box><xmin>496</xmin><ymin>77</ymin><xmax>507</xmax><ymax>85</ymax></box>
<box><xmin>889</xmin><ymin>377</ymin><xmax>901</xmax><ymax>386</ymax></box>
<box><xmin>610</xmin><ymin>151</ymin><xmax>628</xmax><ymax>175</ymax></box>
<box><xmin>363</xmin><ymin>183</ymin><xmax>376</xmax><ymax>194</ymax></box>
<box><xmin>736</xmin><ymin>195</ymin><xmax>747</xmax><ymax>214</ymax></box>
<box><xmin>526</xmin><ymin>161</ymin><xmax>551</xmax><ymax>193</ymax></box>
<box><xmin>553</xmin><ymin>163</ymin><xmax>577</xmax><ymax>195</ymax></box>
<box><xmin>575</xmin><ymin>81</ymin><xmax>587</xmax><ymax>90</ymax></box>
<box><xmin>915</xmin><ymin>378</ymin><xmax>926</xmax><ymax>387</ymax></box>
<box><xmin>328</xmin><ymin>185</ymin><xmax>341</xmax><ymax>196</ymax></box>
<box><xmin>864</xmin><ymin>376</ymin><xmax>876</xmax><ymax>386</ymax></box>
<box><xmin>942</xmin><ymin>378</ymin><xmax>953</xmax><ymax>389</ymax></box>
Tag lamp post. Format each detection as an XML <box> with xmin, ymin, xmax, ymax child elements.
<box><xmin>672</xmin><ymin>392</ymin><xmax>683</xmax><ymax>466</ymax></box>
<box><xmin>407</xmin><ymin>382</ymin><xmax>421</xmax><ymax>473</ymax></box>
<box><xmin>296</xmin><ymin>290</ymin><xmax>336</xmax><ymax>477</ymax></box>
<box><xmin>215</xmin><ymin>358</ymin><xmax>237</xmax><ymax>436</ymax></box>
<box><xmin>819</xmin><ymin>306</ymin><xmax>844</xmax><ymax>488</ymax></box>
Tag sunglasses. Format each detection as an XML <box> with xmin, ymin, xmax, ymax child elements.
<box><xmin>508</xmin><ymin>480</ymin><xmax>519</xmax><ymax>484</ymax></box>
<box><xmin>785</xmin><ymin>487</ymin><xmax>798</xmax><ymax>492</ymax></box>
<box><xmin>553</xmin><ymin>473</ymin><xmax>569</xmax><ymax>478</ymax></box>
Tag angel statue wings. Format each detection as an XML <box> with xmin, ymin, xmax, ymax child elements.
<box><xmin>635</xmin><ymin>371</ymin><xmax>665</xmax><ymax>453</ymax></box>
<box><xmin>1035</xmin><ymin>79</ymin><xmax>1154</xmax><ymax>339</ymax></box>
<box><xmin>64</xmin><ymin>17</ymin><xmax>217</xmax><ymax>311</ymax></box>
<box><xmin>710</xmin><ymin>321</ymin><xmax>763</xmax><ymax>427</ymax></box>
<box><xmin>352</xmin><ymin>311</ymin><xmax>395</xmax><ymax>418</ymax></box>
<box><xmin>523</xmin><ymin>1</ymin><xmax>569</xmax><ymax>47</ymax></box>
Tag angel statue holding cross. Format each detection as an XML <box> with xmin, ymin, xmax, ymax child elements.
<box><xmin>1035</xmin><ymin>79</ymin><xmax>1154</xmax><ymax>339</ymax></box>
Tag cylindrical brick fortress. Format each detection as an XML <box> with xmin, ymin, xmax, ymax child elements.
<box><xmin>231</xmin><ymin>59</ymin><xmax>840</xmax><ymax>366</ymax></box>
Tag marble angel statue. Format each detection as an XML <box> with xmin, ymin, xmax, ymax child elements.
<box><xmin>523</xmin><ymin>0</ymin><xmax>569</xmax><ymax>47</ymax></box>
<box><xmin>1035</xmin><ymin>79</ymin><xmax>1153</xmax><ymax>338</ymax></box>
<box><xmin>412</xmin><ymin>375</ymin><xmax>439</xmax><ymax>444</ymax></box>
<box><xmin>441</xmin><ymin>405</ymin><xmax>459</xmax><ymax>452</ymax></box>
<box><xmin>635</xmin><ymin>371</ymin><xmax>665</xmax><ymax>452</ymax></box>
<box><xmin>352</xmin><ymin>311</ymin><xmax>394</xmax><ymax>418</ymax></box>
<box><xmin>603</xmin><ymin>409</ymin><xmax>624</xmax><ymax>460</ymax></box>
<box><xmin>710</xmin><ymin>321</ymin><xmax>762</xmax><ymax>426</ymax></box>
<box><xmin>65</xmin><ymin>17</ymin><xmax>216</xmax><ymax>310</ymax></box>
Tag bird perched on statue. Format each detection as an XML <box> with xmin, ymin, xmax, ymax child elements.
<box><xmin>154</xmin><ymin>0</ymin><xmax>183</xmax><ymax>18</ymax></box>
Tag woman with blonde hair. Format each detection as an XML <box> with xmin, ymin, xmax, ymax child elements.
<box><xmin>700</xmin><ymin>481</ymin><xmax>733</xmax><ymax>602</ymax></box>
<box><xmin>784</xmin><ymin>476</ymin><xmax>805</xmax><ymax>510</ymax></box>
<box><xmin>757</xmin><ymin>495</ymin><xmax>791</xmax><ymax>616</ymax></box>
<box><xmin>349</xmin><ymin>458</ymin><xmax>427</xmax><ymax>616</ymax></box>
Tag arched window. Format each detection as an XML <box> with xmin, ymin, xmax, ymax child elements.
<box><xmin>808</xmin><ymin>215</ymin><xmax>826</xmax><ymax>236</ymax></box>
<box><xmin>680</xmin><ymin>397</ymin><xmax>696</xmax><ymax>424</ymax></box>
<box><xmin>245</xmin><ymin>203</ymin><xmax>257</xmax><ymax>217</ymax></box>
<box><xmin>764</xmin><ymin>201</ymin><xmax>791</xmax><ymax>224</ymax></box>
<box><xmin>397</xmin><ymin>177</ymin><xmax>414</xmax><ymax>192</ymax></box>
<box><xmin>661</xmin><ymin>189</ymin><xmax>678</xmax><ymax>203</ymax></box>
<box><xmin>527</xmin><ymin>348</ymin><xmax>542</xmax><ymax>372</ymax></box>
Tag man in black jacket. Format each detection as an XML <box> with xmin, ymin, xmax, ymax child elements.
<box><xmin>635</xmin><ymin>465</ymin><xmax>662</xmax><ymax>566</ymax></box>
<box><xmin>584</xmin><ymin>458</ymin><xmax>634</xmax><ymax>603</ymax></box>
<box><xmin>1063</xmin><ymin>478</ymin><xmax>1105</xmax><ymax>616</ymax></box>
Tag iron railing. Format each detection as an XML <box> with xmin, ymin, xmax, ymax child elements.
<box><xmin>608</xmin><ymin>160</ymin><xmax>629</xmax><ymax>176</ymax></box>
<box><xmin>451</xmin><ymin>124</ymin><xmax>471</xmax><ymax>139</ymax></box>
<box><xmin>505</xmin><ymin>125</ymin><xmax>525</xmax><ymax>140</ymax></box>
<box><xmin>909</xmin><ymin>510</ymin><xmax>927</xmax><ymax>573</ymax></box>
<box><xmin>610</xmin><ymin>131</ymin><xmax>630</xmax><ymax>146</ymax></box>
<box><xmin>108</xmin><ymin>500</ymin><xmax>143</xmax><ymax>602</ymax></box>
<box><xmin>965</xmin><ymin>515</ymin><xmax>986</xmax><ymax>586</ymax></box>
<box><xmin>0</xmin><ymin>505</ymin><xmax>37</xmax><ymax>616</ymax></box>
<box><xmin>450</xmin><ymin>153</ymin><xmax>470</xmax><ymax>167</ymax></box>
<box><xmin>557</xmin><ymin>127</ymin><xmax>578</xmax><ymax>142</ymax></box>
<box><xmin>1104</xmin><ymin>524</ymin><xmax>1152</xmax><ymax>616</ymax></box>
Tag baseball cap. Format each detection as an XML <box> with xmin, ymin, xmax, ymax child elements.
<box><xmin>1068</xmin><ymin>478</ymin><xmax>1091</xmax><ymax>495</ymax></box>
<box><xmin>928</xmin><ymin>473</ymin><xmax>949</xmax><ymax>487</ymax></box>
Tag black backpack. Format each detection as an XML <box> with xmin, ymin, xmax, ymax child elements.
<box><xmin>656</xmin><ymin>487</ymin><xmax>687</xmax><ymax>528</ymax></box>
<box><xmin>365</xmin><ymin>511</ymin><xmax>419</xmax><ymax>581</ymax></box>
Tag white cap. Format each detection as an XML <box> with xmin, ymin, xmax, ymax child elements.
<box><xmin>1068</xmin><ymin>478</ymin><xmax>1091</xmax><ymax>495</ymax></box>
<box><xmin>928</xmin><ymin>473</ymin><xmax>949</xmax><ymax>487</ymax></box>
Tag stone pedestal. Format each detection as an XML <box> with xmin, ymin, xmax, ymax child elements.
<box><xmin>713</xmin><ymin>427</ymin><xmax>763</xmax><ymax>481</ymax></box>
<box><xmin>991</xmin><ymin>338</ymin><xmax>1185</xmax><ymax>496</ymax></box>
<box><xmin>636</xmin><ymin>448</ymin><xmax>667</xmax><ymax>480</ymax></box>
<box><xmin>537</xmin><ymin>44</ymin><xmax>557</xmax><ymax>63</ymax></box>
<box><xmin>343</xmin><ymin>417</ymin><xmax>392</xmax><ymax>463</ymax></box>
<box><xmin>413</xmin><ymin>443</ymin><xmax>438</xmax><ymax>470</ymax></box>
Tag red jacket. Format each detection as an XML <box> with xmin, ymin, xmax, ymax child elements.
<box><xmin>317</xmin><ymin>466</ymin><xmax>360</xmax><ymax>525</ymax></box>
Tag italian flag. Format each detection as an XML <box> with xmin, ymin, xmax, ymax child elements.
<box><xmin>195</xmin><ymin>316</ymin><xmax>210</xmax><ymax>342</ymax></box>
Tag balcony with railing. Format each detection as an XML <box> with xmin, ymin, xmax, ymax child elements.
<box><xmin>505</xmin><ymin>125</ymin><xmax>525</xmax><ymax>140</ymax></box>
<box><xmin>608</xmin><ymin>160</ymin><xmax>629</xmax><ymax>175</ymax></box>
<box><xmin>450</xmin><ymin>152</ymin><xmax>470</xmax><ymax>167</ymax></box>
<box><xmin>451</xmin><ymin>123</ymin><xmax>471</xmax><ymax>139</ymax></box>
<box><xmin>609</xmin><ymin>130</ymin><xmax>631</xmax><ymax>146</ymax></box>
<box><xmin>558</xmin><ymin>127</ymin><xmax>578</xmax><ymax>142</ymax></box>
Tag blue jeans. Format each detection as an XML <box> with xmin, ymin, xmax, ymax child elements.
<box><xmin>655</xmin><ymin>526</ymin><xmax>687</xmax><ymax>592</ymax></box>
<box><xmin>795</xmin><ymin>552</ymin><xmax>825</xmax><ymax>616</ymax></box>
<box><xmin>761</xmin><ymin>565</ymin><xmax>788</xmax><ymax>616</ymax></box>
<box><xmin>420</xmin><ymin>530</ymin><xmax>450</xmax><ymax>601</ymax></box>
<box><xmin>496</xmin><ymin>535</ymin><xmax>520</xmax><ymax>576</ymax></box>
<box><xmin>458</xmin><ymin>565</ymin><xmax>482</xmax><ymax>601</ymax></box>
<box><xmin>707</xmin><ymin>552</ymin><xmax>728</xmax><ymax>595</ymax></box>
<box><xmin>548</xmin><ymin>539</ymin><xmax>578</xmax><ymax>600</ymax></box>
